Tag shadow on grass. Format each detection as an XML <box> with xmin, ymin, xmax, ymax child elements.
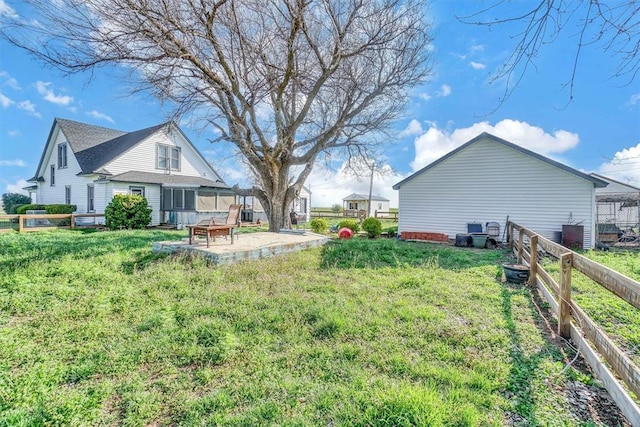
<box><xmin>320</xmin><ymin>238</ymin><xmax>506</xmax><ymax>270</ymax></box>
<box><xmin>500</xmin><ymin>281</ymin><xmax>540</xmax><ymax>424</ymax></box>
<box><xmin>0</xmin><ymin>229</ymin><xmax>182</xmax><ymax>274</ymax></box>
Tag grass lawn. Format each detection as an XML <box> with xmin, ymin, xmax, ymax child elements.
<box><xmin>0</xmin><ymin>230</ymin><xmax>631</xmax><ymax>425</ymax></box>
<box><xmin>542</xmin><ymin>249</ymin><xmax>640</xmax><ymax>368</ymax></box>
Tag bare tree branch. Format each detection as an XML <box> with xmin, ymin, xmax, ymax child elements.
<box><xmin>459</xmin><ymin>0</ymin><xmax>640</xmax><ymax>106</ymax></box>
<box><xmin>1</xmin><ymin>0</ymin><xmax>433</xmax><ymax>230</ymax></box>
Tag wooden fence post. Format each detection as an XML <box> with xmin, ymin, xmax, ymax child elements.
<box><xmin>517</xmin><ymin>228</ymin><xmax>524</xmax><ymax>264</ymax></box>
<box><xmin>529</xmin><ymin>235</ymin><xmax>538</xmax><ymax>285</ymax></box>
<box><xmin>70</xmin><ymin>214</ymin><xmax>75</xmax><ymax>229</ymax></box>
<box><xmin>507</xmin><ymin>222</ymin><xmax>512</xmax><ymax>249</ymax></box>
<box><xmin>558</xmin><ymin>253</ymin><xmax>573</xmax><ymax>338</ymax></box>
<box><xmin>18</xmin><ymin>215</ymin><xmax>24</xmax><ymax>232</ymax></box>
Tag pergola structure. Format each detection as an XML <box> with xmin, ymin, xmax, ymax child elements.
<box><xmin>593</xmin><ymin>173</ymin><xmax>640</xmax><ymax>247</ymax></box>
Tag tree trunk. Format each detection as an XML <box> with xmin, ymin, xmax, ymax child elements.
<box><xmin>265</xmin><ymin>190</ymin><xmax>288</xmax><ymax>233</ymax></box>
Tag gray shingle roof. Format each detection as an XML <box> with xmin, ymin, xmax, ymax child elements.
<box><xmin>342</xmin><ymin>192</ymin><xmax>389</xmax><ymax>201</ymax></box>
<box><xmin>30</xmin><ymin>118</ymin><xmax>228</xmax><ymax>186</ymax></box>
<box><xmin>101</xmin><ymin>171</ymin><xmax>232</xmax><ymax>189</ymax></box>
<box><xmin>70</xmin><ymin>121</ymin><xmax>167</xmax><ymax>174</ymax></box>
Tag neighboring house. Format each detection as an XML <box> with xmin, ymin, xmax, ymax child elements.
<box><xmin>26</xmin><ymin>118</ymin><xmax>236</xmax><ymax>226</ymax></box>
<box><xmin>342</xmin><ymin>193</ymin><xmax>390</xmax><ymax>216</ymax></box>
<box><xmin>239</xmin><ymin>185</ymin><xmax>312</xmax><ymax>223</ymax></box>
<box><xmin>591</xmin><ymin>173</ymin><xmax>640</xmax><ymax>237</ymax></box>
<box><xmin>392</xmin><ymin>133</ymin><xmax>608</xmax><ymax>249</ymax></box>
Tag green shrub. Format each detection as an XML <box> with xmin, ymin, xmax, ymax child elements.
<box><xmin>2</xmin><ymin>193</ymin><xmax>31</xmax><ymax>214</ymax></box>
<box><xmin>337</xmin><ymin>218</ymin><xmax>360</xmax><ymax>233</ymax></box>
<box><xmin>362</xmin><ymin>217</ymin><xmax>382</xmax><ymax>238</ymax></box>
<box><xmin>105</xmin><ymin>195</ymin><xmax>152</xmax><ymax>230</ymax></box>
<box><xmin>330</xmin><ymin>203</ymin><xmax>343</xmax><ymax>213</ymax></box>
<box><xmin>385</xmin><ymin>225</ymin><xmax>398</xmax><ymax>238</ymax></box>
<box><xmin>309</xmin><ymin>218</ymin><xmax>329</xmax><ymax>234</ymax></box>
<box><xmin>45</xmin><ymin>204</ymin><xmax>77</xmax><ymax>214</ymax></box>
<box><xmin>16</xmin><ymin>204</ymin><xmax>47</xmax><ymax>214</ymax></box>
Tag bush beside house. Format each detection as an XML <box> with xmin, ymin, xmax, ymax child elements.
<box><xmin>105</xmin><ymin>195</ymin><xmax>152</xmax><ymax>230</ymax></box>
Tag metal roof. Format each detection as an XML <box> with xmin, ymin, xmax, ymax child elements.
<box><xmin>393</xmin><ymin>132</ymin><xmax>609</xmax><ymax>190</ymax></box>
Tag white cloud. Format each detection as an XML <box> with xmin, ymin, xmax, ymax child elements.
<box><xmin>306</xmin><ymin>160</ymin><xmax>404</xmax><ymax>208</ymax></box>
<box><xmin>628</xmin><ymin>93</ymin><xmax>640</xmax><ymax>106</ymax></box>
<box><xmin>399</xmin><ymin>119</ymin><xmax>423</xmax><ymax>137</ymax></box>
<box><xmin>17</xmin><ymin>100</ymin><xmax>41</xmax><ymax>118</ymax></box>
<box><xmin>0</xmin><ymin>71</ymin><xmax>20</xmax><ymax>90</ymax></box>
<box><xmin>470</xmin><ymin>61</ymin><xmax>486</xmax><ymax>70</ymax></box>
<box><xmin>597</xmin><ymin>142</ymin><xmax>640</xmax><ymax>186</ymax></box>
<box><xmin>470</xmin><ymin>44</ymin><xmax>484</xmax><ymax>53</ymax></box>
<box><xmin>5</xmin><ymin>178</ymin><xmax>29</xmax><ymax>195</ymax></box>
<box><xmin>0</xmin><ymin>159</ymin><xmax>27</xmax><ymax>167</ymax></box>
<box><xmin>438</xmin><ymin>84</ymin><xmax>451</xmax><ymax>97</ymax></box>
<box><xmin>8</xmin><ymin>130</ymin><xmax>22</xmax><ymax>137</ymax></box>
<box><xmin>410</xmin><ymin>119</ymin><xmax>580</xmax><ymax>171</ymax></box>
<box><xmin>0</xmin><ymin>91</ymin><xmax>14</xmax><ymax>108</ymax></box>
<box><xmin>35</xmin><ymin>81</ymin><xmax>74</xmax><ymax>106</ymax></box>
<box><xmin>422</xmin><ymin>84</ymin><xmax>452</xmax><ymax>100</ymax></box>
<box><xmin>87</xmin><ymin>110</ymin><xmax>114</xmax><ymax>123</ymax></box>
<box><xmin>0</xmin><ymin>0</ymin><xmax>17</xmax><ymax>19</ymax></box>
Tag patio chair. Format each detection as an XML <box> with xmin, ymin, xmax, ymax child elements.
<box><xmin>187</xmin><ymin>204</ymin><xmax>242</xmax><ymax>247</ymax></box>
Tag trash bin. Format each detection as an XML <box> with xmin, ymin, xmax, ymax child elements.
<box><xmin>241</xmin><ymin>210</ymin><xmax>253</xmax><ymax>222</ymax></box>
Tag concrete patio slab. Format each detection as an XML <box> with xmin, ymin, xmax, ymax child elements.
<box><xmin>152</xmin><ymin>231</ymin><xmax>330</xmax><ymax>265</ymax></box>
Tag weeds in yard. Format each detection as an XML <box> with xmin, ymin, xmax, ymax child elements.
<box><xmin>0</xmin><ymin>230</ymin><xmax>630</xmax><ymax>425</ymax></box>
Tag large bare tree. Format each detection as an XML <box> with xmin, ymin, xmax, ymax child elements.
<box><xmin>1</xmin><ymin>0</ymin><xmax>432</xmax><ymax>231</ymax></box>
<box><xmin>460</xmin><ymin>1</ymin><xmax>639</xmax><ymax>103</ymax></box>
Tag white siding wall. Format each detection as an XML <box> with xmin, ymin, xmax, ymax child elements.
<box><xmin>36</xmin><ymin>129</ymin><xmax>91</xmax><ymax>209</ymax></box>
<box><xmin>103</xmin><ymin>128</ymin><xmax>216</xmax><ymax>179</ymax></box>
<box><xmin>100</xmin><ymin>182</ymin><xmax>161</xmax><ymax>225</ymax></box>
<box><xmin>397</xmin><ymin>138</ymin><xmax>597</xmax><ymax>248</ymax></box>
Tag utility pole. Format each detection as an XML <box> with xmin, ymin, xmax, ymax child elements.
<box><xmin>367</xmin><ymin>161</ymin><xmax>375</xmax><ymax>218</ymax></box>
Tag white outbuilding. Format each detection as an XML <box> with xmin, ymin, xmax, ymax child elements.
<box><xmin>392</xmin><ymin>133</ymin><xmax>608</xmax><ymax>248</ymax></box>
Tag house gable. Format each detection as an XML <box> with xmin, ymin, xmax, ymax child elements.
<box><xmin>30</xmin><ymin>118</ymin><xmax>235</xmax><ymax>224</ymax></box>
<box><xmin>394</xmin><ymin>133</ymin><xmax>605</xmax><ymax>248</ymax></box>
<box><xmin>393</xmin><ymin>132</ymin><xmax>608</xmax><ymax>190</ymax></box>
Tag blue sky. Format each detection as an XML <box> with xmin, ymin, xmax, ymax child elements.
<box><xmin>1</xmin><ymin>0</ymin><xmax>639</xmax><ymax>208</ymax></box>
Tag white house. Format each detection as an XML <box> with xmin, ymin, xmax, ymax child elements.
<box><xmin>342</xmin><ymin>193</ymin><xmax>390</xmax><ymax>216</ymax></box>
<box><xmin>392</xmin><ymin>133</ymin><xmax>608</xmax><ymax>249</ymax></box>
<box><xmin>26</xmin><ymin>118</ymin><xmax>237</xmax><ymax>226</ymax></box>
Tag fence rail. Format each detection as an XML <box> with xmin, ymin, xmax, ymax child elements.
<box><xmin>0</xmin><ymin>213</ymin><xmax>105</xmax><ymax>232</ymax></box>
<box><xmin>507</xmin><ymin>221</ymin><xmax>640</xmax><ymax>424</ymax></box>
<box><xmin>309</xmin><ymin>209</ymin><xmax>398</xmax><ymax>221</ymax></box>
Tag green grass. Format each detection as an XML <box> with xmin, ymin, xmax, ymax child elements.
<box><xmin>541</xmin><ymin>249</ymin><xmax>640</xmax><ymax>367</ymax></box>
<box><xmin>0</xmin><ymin>230</ymin><xmax>629</xmax><ymax>425</ymax></box>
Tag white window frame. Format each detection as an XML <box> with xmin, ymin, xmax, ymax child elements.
<box><xmin>157</xmin><ymin>144</ymin><xmax>180</xmax><ymax>171</ymax></box>
<box><xmin>87</xmin><ymin>185</ymin><xmax>94</xmax><ymax>212</ymax></box>
<box><xmin>57</xmin><ymin>143</ymin><xmax>68</xmax><ymax>169</ymax></box>
<box><xmin>50</xmin><ymin>165</ymin><xmax>55</xmax><ymax>186</ymax></box>
<box><xmin>65</xmin><ymin>185</ymin><xmax>71</xmax><ymax>205</ymax></box>
<box><xmin>129</xmin><ymin>186</ymin><xmax>145</xmax><ymax>197</ymax></box>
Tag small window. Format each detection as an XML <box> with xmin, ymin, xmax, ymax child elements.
<box><xmin>58</xmin><ymin>143</ymin><xmax>68</xmax><ymax>168</ymax></box>
<box><xmin>173</xmin><ymin>189</ymin><xmax>183</xmax><ymax>209</ymax></box>
<box><xmin>130</xmin><ymin>186</ymin><xmax>145</xmax><ymax>197</ymax></box>
<box><xmin>378</xmin><ymin>202</ymin><xmax>382</xmax><ymax>209</ymax></box>
<box><xmin>157</xmin><ymin>144</ymin><xmax>180</xmax><ymax>171</ymax></box>
<box><xmin>65</xmin><ymin>186</ymin><xmax>71</xmax><ymax>205</ymax></box>
<box><xmin>185</xmin><ymin>190</ymin><xmax>195</xmax><ymax>210</ymax></box>
<box><xmin>50</xmin><ymin>165</ymin><xmax>55</xmax><ymax>186</ymax></box>
<box><xmin>87</xmin><ymin>185</ymin><xmax>94</xmax><ymax>212</ymax></box>
<box><xmin>162</xmin><ymin>188</ymin><xmax>172</xmax><ymax>210</ymax></box>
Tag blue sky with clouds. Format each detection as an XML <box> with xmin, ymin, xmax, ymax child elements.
<box><xmin>1</xmin><ymin>0</ymin><xmax>639</xmax><ymax>207</ymax></box>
